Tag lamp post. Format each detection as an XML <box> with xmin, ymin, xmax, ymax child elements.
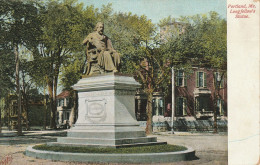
<box><xmin>214</xmin><ymin>72</ymin><xmax>221</xmax><ymax>133</ymax></box>
<box><xmin>171</xmin><ymin>66</ymin><xmax>175</xmax><ymax>134</ymax></box>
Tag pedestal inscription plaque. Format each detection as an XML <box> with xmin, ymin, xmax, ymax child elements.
<box><xmin>85</xmin><ymin>98</ymin><xmax>107</xmax><ymax>123</ymax></box>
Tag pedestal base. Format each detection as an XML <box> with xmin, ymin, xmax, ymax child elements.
<box><xmin>49</xmin><ymin>73</ymin><xmax>165</xmax><ymax>148</ymax></box>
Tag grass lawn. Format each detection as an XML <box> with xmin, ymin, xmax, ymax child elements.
<box><xmin>33</xmin><ymin>144</ymin><xmax>187</xmax><ymax>154</ymax></box>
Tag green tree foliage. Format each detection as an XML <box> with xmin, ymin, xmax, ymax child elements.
<box><xmin>163</xmin><ymin>12</ymin><xmax>226</xmax><ymax>69</ymax></box>
<box><xmin>30</xmin><ymin>0</ymin><xmax>97</xmax><ymax>129</ymax></box>
<box><xmin>0</xmin><ymin>48</ymin><xmax>15</xmax><ymax>98</ymax></box>
<box><xmin>60</xmin><ymin>53</ymin><xmax>84</xmax><ymax>90</ymax></box>
<box><xmin>0</xmin><ymin>0</ymin><xmax>40</xmax><ymax>47</ymax></box>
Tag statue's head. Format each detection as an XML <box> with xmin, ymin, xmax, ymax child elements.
<box><xmin>94</xmin><ymin>22</ymin><xmax>104</xmax><ymax>35</ymax></box>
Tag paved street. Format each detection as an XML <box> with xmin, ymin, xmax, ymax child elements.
<box><xmin>0</xmin><ymin>131</ymin><xmax>227</xmax><ymax>165</ymax></box>
<box><xmin>154</xmin><ymin>132</ymin><xmax>227</xmax><ymax>165</ymax></box>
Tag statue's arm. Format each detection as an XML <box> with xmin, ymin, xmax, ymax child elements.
<box><xmin>107</xmin><ymin>38</ymin><xmax>114</xmax><ymax>50</ymax></box>
<box><xmin>82</xmin><ymin>36</ymin><xmax>89</xmax><ymax>45</ymax></box>
<box><xmin>82</xmin><ymin>34</ymin><xmax>92</xmax><ymax>46</ymax></box>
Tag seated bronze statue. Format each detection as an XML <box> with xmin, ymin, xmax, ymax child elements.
<box><xmin>83</xmin><ymin>22</ymin><xmax>120</xmax><ymax>76</ymax></box>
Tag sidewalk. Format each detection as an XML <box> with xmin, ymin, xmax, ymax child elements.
<box><xmin>0</xmin><ymin>130</ymin><xmax>16</xmax><ymax>137</ymax></box>
<box><xmin>0</xmin><ymin>129</ymin><xmax>227</xmax><ymax>137</ymax></box>
<box><xmin>0</xmin><ymin>130</ymin><xmax>67</xmax><ymax>146</ymax></box>
<box><xmin>0</xmin><ymin>130</ymin><xmax>227</xmax><ymax>165</ymax></box>
<box><xmin>155</xmin><ymin>131</ymin><xmax>227</xmax><ymax>136</ymax></box>
<box><xmin>0</xmin><ymin>129</ymin><xmax>67</xmax><ymax>137</ymax></box>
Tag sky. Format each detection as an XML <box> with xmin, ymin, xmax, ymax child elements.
<box><xmin>78</xmin><ymin>0</ymin><xmax>227</xmax><ymax>23</ymax></box>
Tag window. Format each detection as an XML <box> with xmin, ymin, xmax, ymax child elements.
<box><xmin>217</xmin><ymin>99</ymin><xmax>224</xmax><ymax>116</ymax></box>
<box><xmin>66</xmin><ymin>112</ymin><xmax>70</xmax><ymax>120</ymax></box>
<box><xmin>176</xmin><ymin>97</ymin><xmax>187</xmax><ymax>116</ymax></box>
<box><xmin>214</xmin><ymin>72</ymin><xmax>224</xmax><ymax>88</ymax></box>
<box><xmin>176</xmin><ymin>70</ymin><xmax>187</xmax><ymax>87</ymax></box>
<box><xmin>195</xmin><ymin>96</ymin><xmax>210</xmax><ymax>112</ymax></box>
<box><xmin>196</xmin><ymin>71</ymin><xmax>207</xmax><ymax>87</ymax></box>
<box><xmin>65</xmin><ymin>98</ymin><xmax>69</xmax><ymax>107</ymax></box>
<box><xmin>59</xmin><ymin>99</ymin><xmax>64</xmax><ymax>107</ymax></box>
<box><xmin>152</xmin><ymin>98</ymin><xmax>164</xmax><ymax>116</ymax></box>
<box><xmin>57</xmin><ymin>112</ymin><xmax>59</xmax><ymax>123</ymax></box>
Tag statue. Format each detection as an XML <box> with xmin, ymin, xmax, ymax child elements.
<box><xmin>83</xmin><ymin>22</ymin><xmax>121</xmax><ymax>76</ymax></box>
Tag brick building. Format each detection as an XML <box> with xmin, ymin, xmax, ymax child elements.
<box><xmin>170</xmin><ymin>67</ymin><xmax>227</xmax><ymax>119</ymax></box>
<box><xmin>135</xmin><ymin>67</ymin><xmax>227</xmax><ymax>120</ymax></box>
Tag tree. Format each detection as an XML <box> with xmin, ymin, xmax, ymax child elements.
<box><xmin>0</xmin><ymin>0</ymin><xmax>41</xmax><ymax>135</ymax></box>
<box><xmin>30</xmin><ymin>0</ymin><xmax>97</xmax><ymax>129</ymax></box>
<box><xmin>162</xmin><ymin>12</ymin><xmax>227</xmax><ymax>133</ymax></box>
<box><xmin>19</xmin><ymin>58</ymin><xmax>39</xmax><ymax>130</ymax></box>
<box><xmin>132</xmin><ymin>42</ymin><xmax>172</xmax><ymax>135</ymax></box>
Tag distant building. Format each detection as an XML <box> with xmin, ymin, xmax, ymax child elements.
<box><xmin>56</xmin><ymin>90</ymin><xmax>72</xmax><ymax>126</ymax></box>
<box><xmin>3</xmin><ymin>94</ymin><xmax>49</xmax><ymax>130</ymax></box>
<box><xmin>135</xmin><ymin>68</ymin><xmax>227</xmax><ymax>120</ymax></box>
<box><xmin>171</xmin><ymin>67</ymin><xmax>227</xmax><ymax>119</ymax></box>
<box><xmin>160</xmin><ymin>22</ymin><xmax>188</xmax><ymax>42</ymax></box>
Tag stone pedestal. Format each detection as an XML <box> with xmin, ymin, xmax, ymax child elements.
<box><xmin>49</xmin><ymin>73</ymin><xmax>165</xmax><ymax>148</ymax></box>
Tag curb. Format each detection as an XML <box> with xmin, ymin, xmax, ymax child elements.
<box><xmin>25</xmin><ymin>145</ymin><xmax>196</xmax><ymax>163</ymax></box>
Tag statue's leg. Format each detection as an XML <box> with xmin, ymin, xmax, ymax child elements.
<box><xmin>83</xmin><ymin>61</ymin><xmax>92</xmax><ymax>76</ymax></box>
<box><xmin>113</xmin><ymin>53</ymin><xmax>121</xmax><ymax>69</ymax></box>
<box><xmin>97</xmin><ymin>52</ymin><xmax>104</xmax><ymax>68</ymax></box>
<box><xmin>86</xmin><ymin>52</ymin><xmax>103</xmax><ymax>76</ymax></box>
<box><xmin>103</xmin><ymin>51</ymin><xmax>117</xmax><ymax>71</ymax></box>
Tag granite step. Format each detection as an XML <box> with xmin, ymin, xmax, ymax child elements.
<box><xmin>67</xmin><ymin>130</ymin><xmax>146</xmax><ymax>139</ymax></box>
<box><xmin>47</xmin><ymin>141</ymin><xmax>167</xmax><ymax>148</ymax></box>
<box><xmin>57</xmin><ymin>136</ymin><xmax>158</xmax><ymax>145</ymax></box>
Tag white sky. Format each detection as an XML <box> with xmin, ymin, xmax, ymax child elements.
<box><xmin>79</xmin><ymin>0</ymin><xmax>227</xmax><ymax>23</ymax></box>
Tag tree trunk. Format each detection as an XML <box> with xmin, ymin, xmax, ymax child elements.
<box><xmin>213</xmin><ymin>97</ymin><xmax>218</xmax><ymax>133</ymax></box>
<box><xmin>24</xmin><ymin>98</ymin><xmax>29</xmax><ymax>130</ymax></box>
<box><xmin>14</xmin><ymin>43</ymin><xmax>22</xmax><ymax>135</ymax></box>
<box><xmin>21</xmin><ymin>91</ymin><xmax>29</xmax><ymax>130</ymax></box>
<box><xmin>145</xmin><ymin>92</ymin><xmax>153</xmax><ymax>135</ymax></box>
<box><xmin>69</xmin><ymin>90</ymin><xmax>78</xmax><ymax>127</ymax></box>
<box><xmin>43</xmin><ymin>87</ymin><xmax>47</xmax><ymax>130</ymax></box>
<box><xmin>47</xmin><ymin>80</ymin><xmax>56</xmax><ymax>129</ymax></box>
<box><xmin>0</xmin><ymin>105</ymin><xmax>2</xmax><ymax>133</ymax></box>
<box><xmin>50</xmin><ymin>97</ymin><xmax>57</xmax><ymax>129</ymax></box>
<box><xmin>0</xmin><ymin>98</ymin><xmax>4</xmax><ymax>133</ymax></box>
<box><xmin>7</xmin><ymin>101</ymin><xmax>10</xmax><ymax>130</ymax></box>
<box><xmin>52</xmin><ymin>75</ymin><xmax>58</xmax><ymax>129</ymax></box>
<box><xmin>21</xmin><ymin>73</ymin><xmax>29</xmax><ymax>130</ymax></box>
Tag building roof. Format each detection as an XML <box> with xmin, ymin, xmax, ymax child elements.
<box><xmin>57</xmin><ymin>90</ymin><xmax>70</xmax><ymax>99</ymax></box>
